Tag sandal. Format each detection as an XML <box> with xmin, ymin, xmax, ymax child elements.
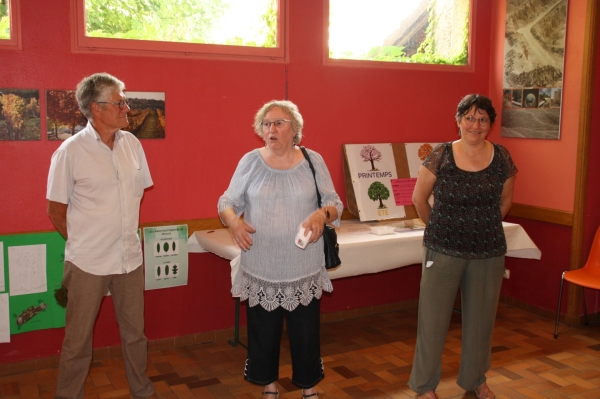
<box><xmin>262</xmin><ymin>391</ymin><xmax>279</xmax><ymax>399</ymax></box>
<box><xmin>474</xmin><ymin>382</ymin><xmax>495</xmax><ymax>399</ymax></box>
<box><xmin>302</xmin><ymin>389</ymin><xmax>319</xmax><ymax>398</ymax></box>
<box><xmin>416</xmin><ymin>392</ymin><xmax>438</xmax><ymax>399</ymax></box>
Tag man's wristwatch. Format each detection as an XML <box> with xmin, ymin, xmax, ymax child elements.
<box><xmin>323</xmin><ymin>207</ymin><xmax>330</xmax><ymax>220</ymax></box>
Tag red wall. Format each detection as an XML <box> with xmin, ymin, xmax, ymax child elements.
<box><xmin>0</xmin><ymin>0</ymin><xmax>597</xmax><ymax>363</ymax></box>
<box><xmin>0</xmin><ymin>0</ymin><xmax>496</xmax><ymax>235</ymax></box>
<box><xmin>489</xmin><ymin>0</ymin><xmax>588</xmax><ymax>213</ymax></box>
<box><xmin>588</xmin><ymin>7</ymin><xmax>600</xmax><ymax>254</ymax></box>
<box><xmin>502</xmin><ymin>217</ymin><xmax>572</xmax><ymax>310</ymax></box>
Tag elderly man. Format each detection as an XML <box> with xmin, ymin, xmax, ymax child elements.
<box><xmin>47</xmin><ymin>72</ymin><xmax>156</xmax><ymax>399</ymax></box>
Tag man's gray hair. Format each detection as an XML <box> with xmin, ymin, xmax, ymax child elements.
<box><xmin>75</xmin><ymin>73</ymin><xmax>125</xmax><ymax>120</ymax></box>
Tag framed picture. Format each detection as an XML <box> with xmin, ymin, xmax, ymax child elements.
<box><xmin>124</xmin><ymin>91</ymin><xmax>165</xmax><ymax>139</ymax></box>
<box><xmin>46</xmin><ymin>90</ymin><xmax>86</xmax><ymax>140</ymax></box>
<box><xmin>46</xmin><ymin>90</ymin><xmax>166</xmax><ymax>140</ymax></box>
<box><xmin>501</xmin><ymin>0</ymin><xmax>568</xmax><ymax>139</ymax></box>
<box><xmin>0</xmin><ymin>89</ymin><xmax>41</xmax><ymax>141</ymax></box>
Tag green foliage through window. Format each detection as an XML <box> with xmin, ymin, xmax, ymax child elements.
<box><xmin>84</xmin><ymin>0</ymin><xmax>278</xmax><ymax>48</ymax></box>
<box><xmin>0</xmin><ymin>0</ymin><xmax>10</xmax><ymax>40</ymax></box>
<box><xmin>329</xmin><ymin>0</ymin><xmax>469</xmax><ymax>66</ymax></box>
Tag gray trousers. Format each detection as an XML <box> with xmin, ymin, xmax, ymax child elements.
<box><xmin>55</xmin><ymin>262</ymin><xmax>155</xmax><ymax>399</ymax></box>
<box><xmin>408</xmin><ymin>248</ymin><xmax>505</xmax><ymax>394</ymax></box>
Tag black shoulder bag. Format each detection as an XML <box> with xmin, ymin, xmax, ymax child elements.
<box><xmin>300</xmin><ymin>146</ymin><xmax>341</xmax><ymax>269</ymax></box>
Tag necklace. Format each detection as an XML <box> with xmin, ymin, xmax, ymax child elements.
<box><xmin>460</xmin><ymin>141</ymin><xmax>487</xmax><ymax>158</ymax></box>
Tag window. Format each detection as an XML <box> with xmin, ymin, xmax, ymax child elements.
<box><xmin>72</xmin><ymin>0</ymin><xmax>285</xmax><ymax>61</ymax></box>
<box><xmin>327</xmin><ymin>0</ymin><xmax>470</xmax><ymax>68</ymax></box>
<box><xmin>0</xmin><ymin>0</ymin><xmax>21</xmax><ymax>50</ymax></box>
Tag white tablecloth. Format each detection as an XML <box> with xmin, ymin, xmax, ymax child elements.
<box><xmin>188</xmin><ymin>220</ymin><xmax>541</xmax><ymax>281</ymax></box>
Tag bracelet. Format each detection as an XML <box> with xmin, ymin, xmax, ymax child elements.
<box><xmin>323</xmin><ymin>207</ymin><xmax>330</xmax><ymax>220</ymax></box>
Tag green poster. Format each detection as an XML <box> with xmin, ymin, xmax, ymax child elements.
<box><xmin>143</xmin><ymin>225</ymin><xmax>188</xmax><ymax>290</ymax></box>
<box><xmin>0</xmin><ymin>232</ymin><xmax>66</xmax><ymax>335</ymax></box>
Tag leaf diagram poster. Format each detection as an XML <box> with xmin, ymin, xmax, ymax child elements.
<box><xmin>501</xmin><ymin>0</ymin><xmax>567</xmax><ymax>139</ymax></box>
<box><xmin>143</xmin><ymin>225</ymin><xmax>188</xmax><ymax>290</ymax></box>
<box><xmin>344</xmin><ymin>143</ymin><xmax>405</xmax><ymax>221</ymax></box>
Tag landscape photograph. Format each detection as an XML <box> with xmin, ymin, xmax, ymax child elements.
<box><xmin>46</xmin><ymin>90</ymin><xmax>86</xmax><ymax>140</ymax></box>
<box><xmin>124</xmin><ymin>91</ymin><xmax>165</xmax><ymax>139</ymax></box>
<box><xmin>501</xmin><ymin>0</ymin><xmax>567</xmax><ymax>139</ymax></box>
<box><xmin>0</xmin><ymin>89</ymin><xmax>41</xmax><ymax>141</ymax></box>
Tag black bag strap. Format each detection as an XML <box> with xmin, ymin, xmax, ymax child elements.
<box><xmin>300</xmin><ymin>146</ymin><xmax>322</xmax><ymax>208</ymax></box>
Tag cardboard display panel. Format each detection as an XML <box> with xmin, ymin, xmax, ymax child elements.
<box><xmin>343</xmin><ymin>142</ymin><xmax>440</xmax><ymax>222</ymax></box>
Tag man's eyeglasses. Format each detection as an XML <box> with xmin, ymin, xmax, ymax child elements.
<box><xmin>261</xmin><ymin>119</ymin><xmax>291</xmax><ymax>130</ymax></box>
<box><xmin>464</xmin><ymin>115</ymin><xmax>490</xmax><ymax>127</ymax></box>
<box><xmin>97</xmin><ymin>99</ymin><xmax>130</xmax><ymax>110</ymax></box>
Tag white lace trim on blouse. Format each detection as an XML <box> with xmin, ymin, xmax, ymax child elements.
<box><xmin>233</xmin><ymin>270</ymin><xmax>333</xmax><ymax>311</ymax></box>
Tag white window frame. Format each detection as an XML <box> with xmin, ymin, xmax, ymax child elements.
<box><xmin>0</xmin><ymin>0</ymin><xmax>22</xmax><ymax>51</ymax></box>
<box><xmin>323</xmin><ymin>0</ymin><xmax>475</xmax><ymax>72</ymax></box>
<box><xmin>70</xmin><ymin>0</ymin><xmax>287</xmax><ymax>62</ymax></box>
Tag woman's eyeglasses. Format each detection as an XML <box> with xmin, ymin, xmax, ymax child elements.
<box><xmin>464</xmin><ymin>115</ymin><xmax>490</xmax><ymax>127</ymax></box>
<box><xmin>261</xmin><ymin>119</ymin><xmax>291</xmax><ymax>130</ymax></box>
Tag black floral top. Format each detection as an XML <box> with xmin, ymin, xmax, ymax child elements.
<box><xmin>422</xmin><ymin>142</ymin><xmax>518</xmax><ymax>259</ymax></box>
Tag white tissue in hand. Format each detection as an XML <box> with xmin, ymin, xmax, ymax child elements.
<box><xmin>295</xmin><ymin>226</ymin><xmax>312</xmax><ymax>249</ymax></box>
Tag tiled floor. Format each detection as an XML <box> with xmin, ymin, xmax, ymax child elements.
<box><xmin>3</xmin><ymin>303</ymin><xmax>600</xmax><ymax>399</ymax></box>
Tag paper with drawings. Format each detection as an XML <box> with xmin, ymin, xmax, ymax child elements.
<box><xmin>0</xmin><ymin>242</ymin><xmax>5</xmax><ymax>292</ymax></box>
<box><xmin>9</xmin><ymin>244</ymin><xmax>47</xmax><ymax>296</ymax></box>
<box><xmin>0</xmin><ymin>293</ymin><xmax>9</xmax><ymax>342</ymax></box>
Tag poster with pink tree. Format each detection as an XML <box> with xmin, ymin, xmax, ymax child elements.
<box><xmin>344</xmin><ymin>143</ymin><xmax>405</xmax><ymax>221</ymax></box>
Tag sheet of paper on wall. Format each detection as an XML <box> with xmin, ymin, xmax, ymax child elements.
<box><xmin>0</xmin><ymin>242</ymin><xmax>5</xmax><ymax>292</ymax></box>
<box><xmin>344</xmin><ymin>143</ymin><xmax>405</xmax><ymax>221</ymax></box>
<box><xmin>391</xmin><ymin>178</ymin><xmax>417</xmax><ymax>206</ymax></box>
<box><xmin>8</xmin><ymin>244</ymin><xmax>47</xmax><ymax>296</ymax></box>
<box><xmin>0</xmin><ymin>293</ymin><xmax>9</xmax><ymax>343</ymax></box>
<box><xmin>143</xmin><ymin>225</ymin><xmax>189</xmax><ymax>290</ymax></box>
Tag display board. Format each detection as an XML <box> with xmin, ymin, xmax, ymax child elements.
<box><xmin>143</xmin><ymin>225</ymin><xmax>189</xmax><ymax>290</ymax></box>
<box><xmin>0</xmin><ymin>232</ymin><xmax>67</xmax><ymax>339</ymax></box>
<box><xmin>343</xmin><ymin>142</ymin><xmax>440</xmax><ymax>222</ymax></box>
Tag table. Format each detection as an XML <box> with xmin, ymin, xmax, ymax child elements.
<box><xmin>188</xmin><ymin>219</ymin><xmax>541</xmax><ymax>346</ymax></box>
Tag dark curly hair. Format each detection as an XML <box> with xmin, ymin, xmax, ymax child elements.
<box><xmin>455</xmin><ymin>94</ymin><xmax>497</xmax><ymax>125</ymax></box>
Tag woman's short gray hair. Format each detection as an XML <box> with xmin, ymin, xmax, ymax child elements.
<box><xmin>253</xmin><ymin>100</ymin><xmax>304</xmax><ymax>145</ymax></box>
<box><xmin>75</xmin><ymin>72</ymin><xmax>126</xmax><ymax>120</ymax></box>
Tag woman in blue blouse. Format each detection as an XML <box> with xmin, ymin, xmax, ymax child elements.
<box><xmin>409</xmin><ymin>94</ymin><xmax>517</xmax><ymax>399</ymax></box>
<box><xmin>218</xmin><ymin>100</ymin><xmax>343</xmax><ymax>399</ymax></box>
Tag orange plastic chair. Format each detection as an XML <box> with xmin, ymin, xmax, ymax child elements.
<box><xmin>554</xmin><ymin>227</ymin><xmax>600</xmax><ymax>338</ymax></box>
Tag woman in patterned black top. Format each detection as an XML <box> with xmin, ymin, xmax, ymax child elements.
<box><xmin>408</xmin><ymin>94</ymin><xmax>517</xmax><ymax>399</ymax></box>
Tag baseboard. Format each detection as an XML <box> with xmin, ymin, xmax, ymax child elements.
<box><xmin>499</xmin><ymin>294</ymin><xmax>558</xmax><ymax>320</ymax></box>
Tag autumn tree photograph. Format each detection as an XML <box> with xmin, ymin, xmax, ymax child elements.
<box><xmin>46</xmin><ymin>90</ymin><xmax>87</xmax><ymax>140</ymax></box>
<box><xmin>0</xmin><ymin>89</ymin><xmax>41</xmax><ymax>141</ymax></box>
